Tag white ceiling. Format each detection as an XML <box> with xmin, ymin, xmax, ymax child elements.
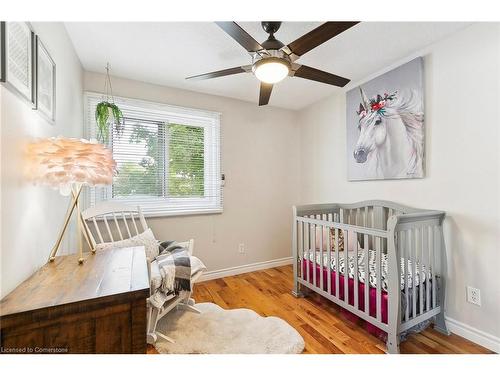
<box><xmin>65</xmin><ymin>22</ymin><xmax>470</xmax><ymax>110</ymax></box>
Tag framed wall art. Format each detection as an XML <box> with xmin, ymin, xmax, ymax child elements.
<box><xmin>0</xmin><ymin>22</ymin><xmax>5</xmax><ymax>82</ymax></box>
<box><xmin>35</xmin><ymin>36</ymin><xmax>56</xmax><ymax>121</ymax></box>
<box><xmin>346</xmin><ymin>57</ymin><xmax>425</xmax><ymax>181</ymax></box>
<box><xmin>1</xmin><ymin>22</ymin><xmax>35</xmax><ymax>104</ymax></box>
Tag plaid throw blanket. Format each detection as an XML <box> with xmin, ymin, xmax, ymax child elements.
<box><xmin>156</xmin><ymin>240</ymin><xmax>192</xmax><ymax>294</ymax></box>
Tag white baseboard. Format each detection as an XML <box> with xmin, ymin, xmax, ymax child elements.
<box><xmin>446</xmin><ymin>317</ymin><xmax>499</xmax><ymax>353</ymax></box>
<box><xmin>198</xmin><ymin>257</ymin><xmax>293</xmax><ymax>282</ymax></box>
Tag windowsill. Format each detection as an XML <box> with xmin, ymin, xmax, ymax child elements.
<box><xmin>141</xmin><ymin>208</ymin><xmax>223</xmax><ymax>219</ymax></box>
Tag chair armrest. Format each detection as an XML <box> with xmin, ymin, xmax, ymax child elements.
<box><xmin>191</xmin><ymin>269</ymin><xmax>204</xmax><ymax>284</ymax></box>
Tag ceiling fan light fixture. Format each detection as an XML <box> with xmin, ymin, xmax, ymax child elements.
<box><xmin>253</xmin><ymin>57</ymin><xmax>290</xmax><ymax>84</ymax></box>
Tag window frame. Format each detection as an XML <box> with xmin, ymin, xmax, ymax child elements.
<box><xmin>84</xmin><ymin>91</ymin><xmax>222</xmax><ymax>217</ymax></box>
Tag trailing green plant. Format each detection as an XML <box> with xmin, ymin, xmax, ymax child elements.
<box><xmin>95</xmin><ymin>63</ymin><xmax>125</xmax><ymax>144</ymax></box>
<box><xmin>95</xmin><ymin>101</ymin><xmax>124</xmax><ymax>144</ymax></box>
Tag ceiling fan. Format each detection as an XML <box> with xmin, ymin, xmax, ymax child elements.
<box><xmin>186</xmin><ymin>21</ymin><xmax>359</xmax><ymax>106</ymax></box>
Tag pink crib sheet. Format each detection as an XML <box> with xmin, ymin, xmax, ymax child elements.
<box><xmin>302</xmin><ymin>259</ymin><xmax>388</xmax><ymax>339</ymax></box>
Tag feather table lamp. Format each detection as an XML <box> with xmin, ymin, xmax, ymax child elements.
<box><xmin>25</xmin><ymin>137</ymin><xmax>116</xmax><ymax>264</ymax></box>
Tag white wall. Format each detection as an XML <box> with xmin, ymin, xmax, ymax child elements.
<box><xmin>84</xmin><ymin>72</ymin><xmax>300</xmax><ymax>274</ymax></box>
<box><xmin>0</xmin><ymin>23</ymin><xmax>83</xmax><ymax>298</ymax></box>
<box><xmin>298</xmin><ymin>23</ymin><xmax>500</xmax><ymax>347</ymax></box>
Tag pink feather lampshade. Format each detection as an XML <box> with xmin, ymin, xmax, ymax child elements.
<box><xmin>25</xmin><ymin>137</ymin><xmax>116</xmax><ymax>195</ymax></box>
<box><xmin>25</xmin><ymin>137</ymin><xmax>116</xmax><ymax>263</ymax></box>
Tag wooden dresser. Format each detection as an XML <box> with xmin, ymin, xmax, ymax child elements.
<box><xmin>0</xmin><ymin>246</ymin><xmax>149</xmax><ymax>354</ymax></box>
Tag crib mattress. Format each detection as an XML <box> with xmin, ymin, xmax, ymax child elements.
<box><xmin>302</xmin><ymin>249</ymin><xmax>431</xmax><ymax>291</ymax></box>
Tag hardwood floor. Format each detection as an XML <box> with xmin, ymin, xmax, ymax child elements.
<box><xmin>147</xmin><ymin>265</ymin><xmax>492</xmax><ymax>354</ymax></box>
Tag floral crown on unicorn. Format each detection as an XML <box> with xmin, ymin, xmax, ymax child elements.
<box><xmin>357</xmin><ymin>87</ymin><xmax>397</xmax><ymax>119</ymax></box>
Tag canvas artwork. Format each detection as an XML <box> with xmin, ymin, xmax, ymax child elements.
<box><xmin>346</xmin><ymin>57</ymin><xmax>424</xmax><ymax>181</ymax></box>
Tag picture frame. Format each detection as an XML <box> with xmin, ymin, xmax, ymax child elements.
<box><xmin>35</xmin><ymin>35</ymin><xmax>56</xmax><ymax>122</ymax></box>
<box><xmin>346</xmin><ymin>57</ymin><xmax>425</xmax><ymax>181</ymax></box>
<box><xmin>0</xmin><ymin>22</ymin><xmax>5</xmax><ymax>82</ymax></box>
<box><xmin>1</xmin><ymin>22</ymin><xmax>35</xmax><ymax>104</ymax></box>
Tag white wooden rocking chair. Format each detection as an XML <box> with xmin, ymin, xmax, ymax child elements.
<box><xmin>81</xmin><ymin>202</ymin><xmax>204</xmax><ymax>344</ymax></box>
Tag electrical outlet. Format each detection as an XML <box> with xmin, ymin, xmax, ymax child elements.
<box><xmin>238</xmin><ymin>243</ymin><xmax>245</xmax><ymax>254</ymax></box>
<box><xmin>467</xmin><ymin>286</ymin><xmax>481</xmax><ymax>306</ymax></box>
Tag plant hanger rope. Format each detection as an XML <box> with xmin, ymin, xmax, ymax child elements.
<box><xmin>95</xmin><ymin>63</ymin><xmax>124</xmax><ymax>144</ymax></box>
<box><xmin>103</xmin><ymin>63</ymin><xmax>115</xmax><ymax>103</ymax></box>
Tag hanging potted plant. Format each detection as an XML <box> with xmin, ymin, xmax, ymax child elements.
<box><xmin>95</xmin><ymin>63</ymin><xmax>124</xmax><ymax>144</ymax></box>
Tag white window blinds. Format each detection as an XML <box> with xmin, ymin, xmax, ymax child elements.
<box><xmin>85</xmin><ymin>92</ymin><xmax>222</xmax><ymax>217</ymax></box>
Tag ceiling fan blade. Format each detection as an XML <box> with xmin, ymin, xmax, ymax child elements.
<box><xmin>286</xmin><ymin>22</ymin><xmax>359</xmax><ymax>57</ymax></box>
<box><xmin>215</xmin><ymin>22</ymin><xmax>264</xmax><ymax>53</ymax></box>
<box><xmin>186</xmin><ymin>66</ymin><xmax>249</xmax><ymax>81</ymax></box>
<box><xmin>293</xmin><ymin>65</ymin><xmax>350</xmax><ymax>87</ymax></box>
<box><xmin>259</xmin><ymin>82</ymin><xmax>273</xmax><ymax>106</ymax></box>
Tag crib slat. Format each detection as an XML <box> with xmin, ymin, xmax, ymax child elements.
<box><xmin>327</xmin><ymin>217</ymin><xmax>332</xmax><ymax>295</ymax></box>
<box><xmin>404</xmin><ymin>230</ymin><xmax>410</xmax><ymax>322</ymax></box>
<box><xmin>121</xmin><ymin>212</ymin><xmax>132</xmax><ymax>238</ymax></box>
<box><xmin>398</xmin><ymin>231</ymin><xmax>404</xmax><ymax>321</ymax></box>
<box><xmin>112</xmin><ymin>213</ymin><xmax>124</xmax><ymax>240</ymax></box>
<box><xmin>335</xmin><ymin>227</ymin><xmax>340</xmax><ymax>299</ymax></box>
<box><xmin>103</xmin><ymin>216</ymin><xmax>114</xmax><ymax>242</ymax></box>
<box><xmin>415</xmin><ymin>227</ymin><xmax>420</xmax><ymax>313</ymax></box>
<box><xmin>92</xmin><ymin>217</ymin><xmax>104</xmax><ymax>244</ymax></box>
<box><xmin>364</xmin><ymin>234</ymin><xmax>369</xmax><ymax>315</ymax></box>
<box><xmin>300</xmin><ymin>220</ymin><xmax>305</xmax><ymax>282</ymax></box>
<box><xmin>419</xmin><ymin>227</ymin><xmax>424</xmax><ymax>314</ymax></box>
<box><xmin>312</xmin><ymin>221</ymin><xmax>317</xmax><ymax>287</ymax></box>
<box><xmin>299</xmin><ymin>221</ymin><xmax>304</xmax><ymax>282</ymax></box>
<box><xmin>319</xmin><ymin>217</ymin><xmax>324</xmax><ymax>291</ymax></box>
<box><xmin>411</xmin><ymin>228</ymin><xmax>417</xmax><ymax>318</ymax></box>
<box><xmin>425</xmin><ymin>226</ymin><xmax>431</xmax><ymax>312</ymax></box>
<box><xmin>304</xmin><ymin>223</ymin><xmax>311</xmax><ymax>283</ymax></box>
<box><xmin>432</xmin><ymin>226</ymin><xmax>437</xmax><ymax>309</ymax></box>
<box><xmin>375</xmin><ymin>236</ymin><xmax>381</xmax><ymax>321</ymax></box>
<box><xmin>398</xmin><ymin>231</ymin><xmax>405</xmax><ymax>322</ymax></box>
<box><xmin>371</xmin><ymin>207</ymin><xmax>375</xmax><ymax>230</ymax></box>
<box><xmin>344</xmin><ymin>229</ymin><xmax>349</xmax><ymax>303</ymax></box>
<box><xmin>354</xmin><ymin>231</ymin><xmax>359</xmax><ymax>310</ymax></box>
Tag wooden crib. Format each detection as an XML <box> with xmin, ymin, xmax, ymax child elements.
<box><xmin>292</xmin><ymin>200</ymin><xmax>450</xmax><ymax>354</ymax></box>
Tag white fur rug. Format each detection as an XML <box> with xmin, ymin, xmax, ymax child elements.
<box><xmin>154</xmin><ymin>303</ymin><xmax>305</xmax><ymax>354</ymax></box>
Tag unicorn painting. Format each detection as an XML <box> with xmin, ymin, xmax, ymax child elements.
<box><xmin>346</xmin><ymin>58</ymin><xmax>424</xmax><ymax>180</ymax></box>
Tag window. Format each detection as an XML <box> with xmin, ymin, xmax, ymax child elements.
<box><xmin>85</xmin><ymin>92</ymin><xmax>222</xmax><ymax>216</ymax></box>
